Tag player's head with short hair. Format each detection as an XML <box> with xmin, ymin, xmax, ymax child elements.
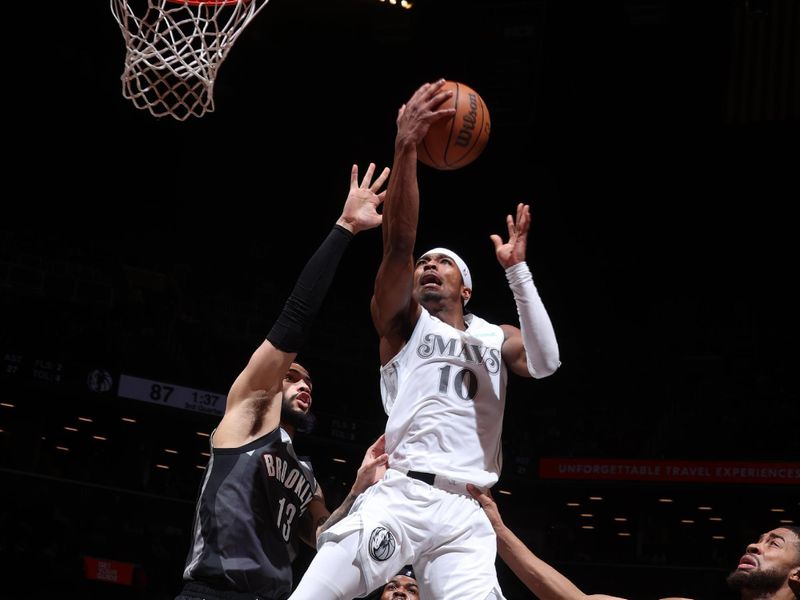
<box><xmin>415</xmin><ymin>248</ymin><xmax>472</xmax><ymax>311</ymax></box>
<box><xmin>378</xmin><ymin>565</ymin><xmax>418</xmax><ymax>600</ymax></box>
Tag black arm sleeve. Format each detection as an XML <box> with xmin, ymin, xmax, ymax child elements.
<box><xmin>266</xmin><ymin>224</ymin><xmax>354</xmax><ymax>353</ymax></box>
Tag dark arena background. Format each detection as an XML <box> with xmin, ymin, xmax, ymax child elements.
<box><xmin>3</xmin><ymin>0</ymin><xmax>798</xmax><ymax>598</ymax></box>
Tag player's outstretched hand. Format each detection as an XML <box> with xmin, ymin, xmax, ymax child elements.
<box><xmin>490</xmin><ymin>203</ymin><xmax>531</xmax><ymax>269</ymax></box>
<box><xmin>467</xmin><ymin>483</ymin><xmax>504</xmax><ymax>531</ymax></box>
<box><xmin>337</xmin><ymin>163</ymin><xmax>390</xmax><ymax>234</ymax></box>
<box><xmin>352</xmin><ymin>434</ymin><xmax>389</xmax><ymax>495</ymax></box>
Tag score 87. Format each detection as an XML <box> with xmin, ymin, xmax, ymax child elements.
<box><xmin>150</xmin><ymin>384</ymin><xmax>174</xmax><ymax>402</ymax></box>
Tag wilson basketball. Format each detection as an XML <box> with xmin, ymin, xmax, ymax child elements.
<box><xmin>417</xmin><ymin>81</ymin><xmax>491</xmax><ymax>170</ymax></box>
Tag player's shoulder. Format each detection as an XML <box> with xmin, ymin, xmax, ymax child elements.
<box><xmin>466</xmin><ymin>312</ymin><xmax>508</xmax><ymax>333</ymax></box>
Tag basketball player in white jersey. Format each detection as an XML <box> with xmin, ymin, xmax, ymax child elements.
<box><xmin>288</xmin><ymin>79</ymin><xmax>561</xmax><ymax>600</ymax></box>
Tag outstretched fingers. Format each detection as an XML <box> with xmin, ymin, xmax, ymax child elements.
<box><xmin>505</xmin><ymin>204</ymin><xmax>531</xmax><ymax>239</ymax></box>
<box><xmin>369</xmin><ymin>433</ymin><xmax>387</xmax><ymax>455</ymax></box>
<box><xmin>413</xmin><ymin>79</ymin><xmax>444</xmax><ymax>103</ymax></box>
<box><xmin>359</xmin><ymin>162</ymin><xmax>377</xmax><ymax>188</ymax></box>
<box><xmin>351</xmin><ymin>163</ymin><xmax>390</xmax><ymax>195</ymax></box>
<box><xmin>489</xmin><ymin>203</ymin><xmax>532</xmax><ymax>268</ymax></box>
<box><xmin>515</xmin><ymin>203</ymin><xmax>531</xmax><ymax>235</ymax></box>
<box><xmin>412</xmin><ymin>79</ymin><xmax>455</xmax><ymax>119</ymax></box>
<box><xmin>505</xmin><ymin>213</ymin><xmax>516</xmax><ymax>239</ymax></box>
<box><xmin>370</xmin><ymin>167</ymin><xmax>391</xmax><ymax>193</ymax></box>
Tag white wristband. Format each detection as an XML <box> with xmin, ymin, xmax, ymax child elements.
<box><xmin>505</xmin><ymin>262</ymin><xmax>560</xmax><ymax>378</ymax></box>
<box><xmin>504</xmin><ymin>261</ymin><xmax>534</xmax><ymax>288</ymax></box>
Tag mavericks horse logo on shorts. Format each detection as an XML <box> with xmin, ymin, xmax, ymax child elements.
<box><xmin>368</xmin><ymin>526</ymin><xmax>396</xmax><ymax>561</ymax></box>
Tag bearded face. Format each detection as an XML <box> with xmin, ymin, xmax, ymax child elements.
<box><xmin>279</xmin><ymin>363</ymin><xmax>315</xmax><ymax>433</ymax></box>
<box><xmin>727</xmin><ymin>527</ymin><xmax>800</xmax><ymax>595</ymax></box>
<box><xmin>726</xmin><ymin>566</ymin><xmax>789</xmax><ymax>593</ymax></box>
<box><xmin>280</xmin><ymin>393</ymin><xmax>316</xmax><ymax>434</ymax></box>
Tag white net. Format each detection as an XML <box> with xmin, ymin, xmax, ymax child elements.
<box><xmin>110</xmin><ymin>0</ymin><xmax>271</xmax><ymax>121</ymax></box>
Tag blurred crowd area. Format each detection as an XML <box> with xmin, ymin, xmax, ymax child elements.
<box><xmin>1</xmin><ymin>399</ymin><xmax>794</xmax><ymax>599</ymax></box>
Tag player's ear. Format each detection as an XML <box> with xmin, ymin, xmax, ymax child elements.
<box><xmin>788</xmin><ymin>565</ymin><xmax>800</xmax><ymax>597</ymax></box>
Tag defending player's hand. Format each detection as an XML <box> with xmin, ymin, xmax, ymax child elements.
<box><xmin>467</xmin><ymin>483</ymin><xmax>505</xmax><ymax>532</ymax></box>
<box><xmin>352</xmin><ymin>433</ymin><xmax>389</xmax><ymax>495</ymax></box>
<box><xmin>337</xmin><ymin>163</ymin><xmax>390</xmax><ymax>234</ymax></box>
<box><xmin>490</xmin><ymin>203</ymin><xmax>531</xmax><ymax>269</ymax></box>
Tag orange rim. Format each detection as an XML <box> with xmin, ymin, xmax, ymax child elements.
<box><xmin>165</xmin><ymin>0</ymin><xmax>244</xmax><ymax>5</ymax></box>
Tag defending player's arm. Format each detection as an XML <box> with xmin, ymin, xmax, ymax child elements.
<box><xmin>299</xmin><ymin>487</ymin><xmax>330</xmax><ymax>549</ymax></box>
<box><xmin>490</xmin><ymin>203</ymin><xmax>560</xmax><ymax>379</ymax></box>
<box><xmin>371</xmin><ymin>80</ymin><xmax>455</xmax><ymax>364</ymax></box>
<box><xmin>314</xmin><ymin>434</ymin><xmax>389</xmax><ymax>542</ymax></box>
<box><xmin>468</xmin><ymin>485</ymin><xmax>627</xmax><ymax>600</ymax></box>
<box><xmin>216</xmin><ymin>163</ymin><xmax>388</xmax><ymax>447</ymax></box>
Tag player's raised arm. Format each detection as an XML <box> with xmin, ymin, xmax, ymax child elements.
<box><xmin>371</xmin><ymin>80</ymin><xmax>456</xmax><ymax>363</ymax></box>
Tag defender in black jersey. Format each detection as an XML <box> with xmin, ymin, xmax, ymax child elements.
<box><xmin>175</xmin><ymin>163</ymin><xmax>391</xmax><ymax>600</ymax></box>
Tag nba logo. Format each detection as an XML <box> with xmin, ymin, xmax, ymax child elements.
<box><xmin>368</xmin><ymin>527</ymin><xmax>396</xmax><ymax>561</ymax></box>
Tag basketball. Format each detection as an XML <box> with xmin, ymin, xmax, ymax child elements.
<box><xmin>417</xmin><ymin>80</ymin><xmax>491</xmax><ymax>170</ymax></box>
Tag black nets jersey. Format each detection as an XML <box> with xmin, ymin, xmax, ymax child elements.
<box><xmin>181</xmin><ymin>428</ymin><xmax>317</xmax><ymax>599</ymax></box>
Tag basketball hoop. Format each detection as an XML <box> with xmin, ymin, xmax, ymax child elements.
<box><xmin>110</xmin><ymin>0</ymin><xmax>271</xmax><ymax>121</ymax></box>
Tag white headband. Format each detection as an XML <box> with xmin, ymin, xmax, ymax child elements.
<box><xmin>421</xmin><ymin>247</ymin><xmax>472</xmax><ymax>304</ymax></box>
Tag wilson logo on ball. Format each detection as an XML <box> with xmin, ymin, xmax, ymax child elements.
<box><xmin>455</xmin><ymin>93</ymin><xmax>479</xmax><ymax>147</ymax></box>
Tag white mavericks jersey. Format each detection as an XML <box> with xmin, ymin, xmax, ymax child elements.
<box><xmin>380</xmin><ymin>307</ymin><xmax>508</xmax><ymax>488</ymax></box>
